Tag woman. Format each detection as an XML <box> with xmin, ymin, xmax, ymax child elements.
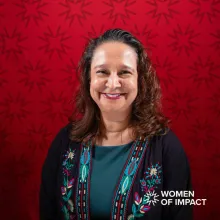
<box><xmin>40</xmin><ymin>29</ymin><xmax>193</xmax><ymax>220</ymax></box>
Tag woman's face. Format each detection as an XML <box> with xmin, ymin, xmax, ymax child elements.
<box><xmin>90</xmin><ymin>41</ymin><xmax>138</xmax><ymax>115</ymax></box>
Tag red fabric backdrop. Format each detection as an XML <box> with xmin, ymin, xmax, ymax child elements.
<box><xmin>0</xmin><ymin>0</ymin><xmax>220</xmax><ymax>219</ymax></box>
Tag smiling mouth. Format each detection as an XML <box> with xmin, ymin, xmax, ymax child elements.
<box><xmin>100</xmin><ymin>93</ymin><xmax>126</xmax><ymax>99</ymax></box>
<box><xmin>101</xmin><ymin>92</ymin><xmax>126</xmax><ymax>96</ymax></box>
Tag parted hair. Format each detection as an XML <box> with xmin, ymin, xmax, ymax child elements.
<box><xmin>68</xmin><ymin>28</ymin><xmax>171</xmax><ymax>144</ymax></box>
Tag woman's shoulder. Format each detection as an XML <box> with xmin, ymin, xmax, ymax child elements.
<box><xmin>58</xmin><ymin>122</ymin><xmax>72</xmax><ymax>136</ymax></box>
<box><xmin>53</xmin><ymin>122</ymin><xmax>73</xmax><ymax>142</ymax></box>
<box><xmin>150</xmin><ymin>128</ymin><xmax>186</xmax><ymax>153</ymax></box>
<box><xmin>161</xmin><ymin>128</ymin><xmax>187</xmax><ymax>157</ymax></box>
<box><xmin>149</xmin><ymin>128</ymin><xmax>190</xmax><ymax>168</ymax></box>
<box><xmin>45</xmin><ymin>123</ymin><xmax>73</xmax><ymax>156</ymax></box>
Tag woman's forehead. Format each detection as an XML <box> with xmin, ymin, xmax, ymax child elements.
<box><xmin>93</xmin><ymin>42</ymin><xmax>136</xmax><ymax>57</ymax></box>
<box><xmin>91</xmin><ymin>42</ymin><xmax>137</xmax><ymax>67</ymax></box>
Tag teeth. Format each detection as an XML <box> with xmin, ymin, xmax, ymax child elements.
<box><xmin>105</xmin><ymin>93</ymin><xmax>120</xmax><ymax>97</ymax></box>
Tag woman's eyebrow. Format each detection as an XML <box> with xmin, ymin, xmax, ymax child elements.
<box><xmin>94</xmin><ymin>64</ymin><xmax>107</xmax><ymax>69</ymax></box>
<box><xmin>94</xmin><ymin>64</ymin><xmax>135</xmax><ymax>72</ymax></box>
<box><xmin>120</xmin><ymin>65</ymin><xmax>135</xmax><ymax>72</ymax></box>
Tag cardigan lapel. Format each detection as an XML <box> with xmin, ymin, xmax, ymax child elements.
<box><xmin>75</xmin><ymin>140</ymin><xmax>93</xmax><ymax>220</ymax></box>
<box><xmin>61</xmin><ymin>137</ymin><xmax>148</xmax><ymax>220</ymax></box>
<box><xmin>110</xmin><ymin>137</ymin><xmax>148</xmax><ymax>220</ymax></box>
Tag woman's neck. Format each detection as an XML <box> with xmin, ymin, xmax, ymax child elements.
<box><xmin>95</xmin><ymin>127</ymin><xmax>135</xmax><ymax>146</ymax></box>
<box><xmin>94</xmin><ymin>111</ymin><xmax>135</xmax><ymax>146</ymax></box>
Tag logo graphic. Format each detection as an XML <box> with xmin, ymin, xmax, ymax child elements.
<box><xmin>144</xmin><ymin>190</ymin><xmax>160</xmax><ymax>206</ymax></box>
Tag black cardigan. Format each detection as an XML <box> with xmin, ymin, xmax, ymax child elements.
<box><xmin>40</xmin><ymin>123</ymin><xmax>193</xmax><ymax>220</ymax></box>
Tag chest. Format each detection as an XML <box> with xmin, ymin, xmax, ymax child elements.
<box><xmin>58</xmin><ymin>138</ymin><xmax>163</xmax><ymax>220</ymax></box>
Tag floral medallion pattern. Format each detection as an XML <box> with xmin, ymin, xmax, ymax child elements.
<box><xmin>61</xmin><ymin>148</ymin><xmax>76</xmax><ymax>220</ymax></box>
<box><xmin>128</xmin><ymin>163</ymin><xmax>162</xmax><ymax>219</ymax></box>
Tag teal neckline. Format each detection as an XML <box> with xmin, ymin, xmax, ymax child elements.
<box><xmin>94</xmin><ymin>141</ymin><xmax>134</xmax><ymax>148</ymax></box>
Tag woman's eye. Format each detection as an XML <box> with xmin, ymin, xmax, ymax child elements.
<box><xmin>120</xmin><ymin>70</ymin><xmax>130</xmax><ymax>74</ymax></box>
<box><xmin>96</xmin><ymin>70</ymin><xmax>130</xmax><ymax>75</ymax></box>
<box><xmin>96</xmin><ymin>70</ymin><xmax>107</xmax><ymax>74</ymax></box>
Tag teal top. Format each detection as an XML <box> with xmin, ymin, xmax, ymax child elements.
<box><xmin>90</xmin><ymin>141</ymin><xmax>134</xmax><ymax>220</ymax></box>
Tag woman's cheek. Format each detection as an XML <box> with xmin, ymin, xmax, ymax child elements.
<box><xmin>124</xmin><ymin>79</ymin><xmax>137</xmax><ymax>90</ymax></box>
<box><xmin>94</xmin><ymin>78</ymin><xmax>106</xmax><ymax>91</ymax></box>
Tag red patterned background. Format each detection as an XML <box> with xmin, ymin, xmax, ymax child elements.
<box><xmin>0</xmin><ymin>0</ymin><xmax>220</xmax><ymax>219</ymax></box>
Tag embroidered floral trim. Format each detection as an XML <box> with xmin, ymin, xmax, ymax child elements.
<box><xmin>128</xmin><ymin>192</ymin><xmax>150</xmax><ymax>219</ymax></box>
<box><xmin>75</xmin><ymin>144</ymin><xmax>92</xmax><ymax>220</ymax></box>
<box><xmin>111</xmin><ymin>139</ymin><xmax>148</xmax><ymax>220</ymax></box>
<box><xmin>61</xmin><ymin>148</ymin><xmax>76</xmax><ymax>220</ymax></box>
<box><xmin>79</xmin><ymin>147</ymin><xmax>90</xmax><ymax>183</ymax></box>
<box><xmin>128</xmin><ymin>163</ymin><xmax>162</xmax><ymax>219</ymax></box>
<box><xmin>120</xmin><ymin>158</ymin><xmax>138</xmax><ymax>194</ymax></box>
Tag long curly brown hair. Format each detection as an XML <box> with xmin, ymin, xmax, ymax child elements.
<box><xmin>68</xmin><ymin>28</ymin><xmax>171</xmax><ymax>144</ymax></box>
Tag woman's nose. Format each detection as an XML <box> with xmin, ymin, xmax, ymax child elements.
<box><xmin>105</xmin><ymin>73</ymin><xmax>121</xmax><ymax>89</ymax></box>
